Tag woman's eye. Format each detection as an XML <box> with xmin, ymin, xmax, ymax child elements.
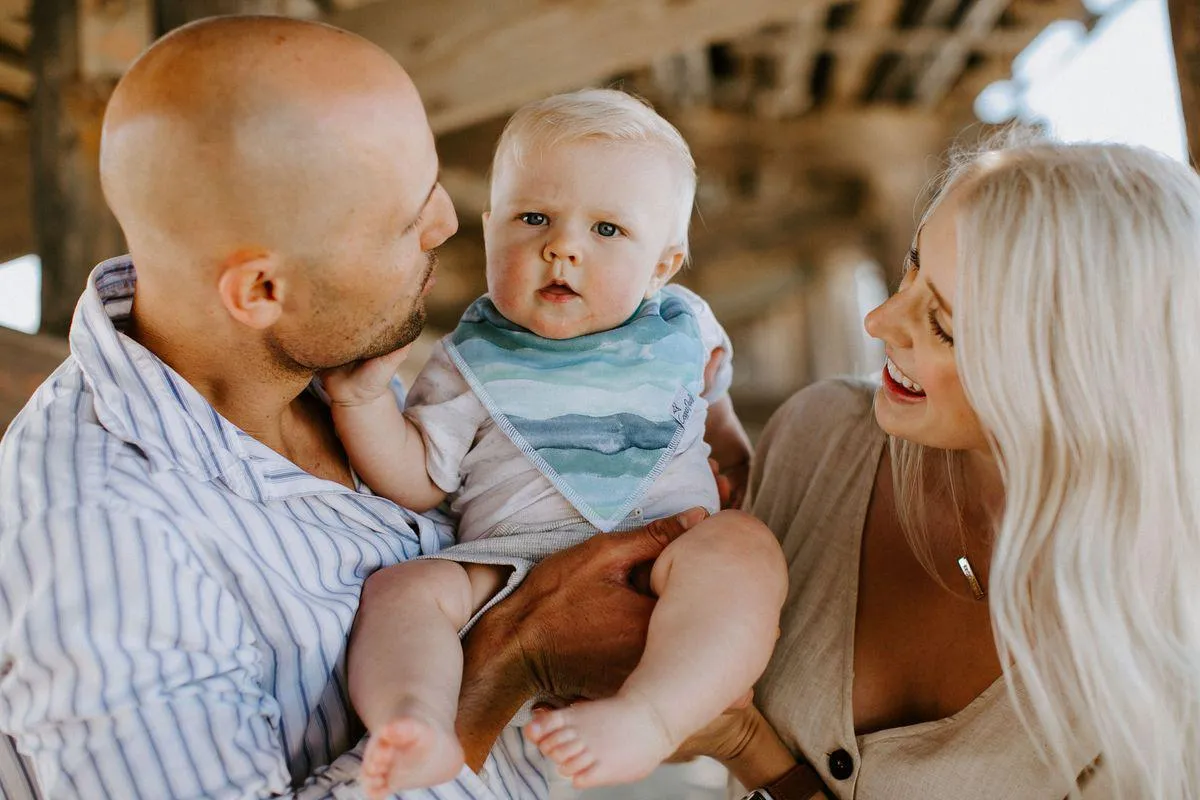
<box><xmin>594</xmin><ymin>221</ymin><xmax>620</xmax><ymax>237</ymax></box>
<box><xmin>519</xmin><ymin>212</ymin><xmax>548</xmax><ymax>226</ymax></box>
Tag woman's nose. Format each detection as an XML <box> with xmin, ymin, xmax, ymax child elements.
<box><xmin>864</xmin><ymin>291</ymin><xmax>912</xmax><ymax>348</ymax></box>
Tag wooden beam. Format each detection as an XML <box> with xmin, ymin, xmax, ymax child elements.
<box><xmin>0</xmin><ymin>97</ymin><xmax>21</xmax><ymax>134</ymax></box>
<box><xmin>328</xmin><ymin>0</ymin><xmax>839</xmax><ymax>134</ymax></box>
<box><xmin>650</xmin><ymin>47</ymin><xmax>712</xmax><ymax>109</ymax></box>
<box><xmin>0</xmin><ymin>17</ymin><xmax>31</xmax><ymax>53</ymax></box>
<box><xmin>0</xmin><ymin>120</ymin><xmax>33</xmax><ymax>262</ymax></box>
<box><xmin>827</xmin><ymin>25</ymin><xmax>1060</xmax><ymax>56</ymax></box>
<box><xmin>0</xmin><ymin>0</ymin><xmax>28</xmax><ymax>19</ymax></box>
<box><xmin>155</xmin><ymin>0</ymin><xmax>320</xmax><ymax>37</ymax></box>
<box><xmin>915</xmin><ymin>0</ymin><xmax>1013</xmax><ymax>108</ymax></box>
<box><xmin>31</xmin><ymin>0</ymin><xmax>126</xmax><ymax>336</ymax></box>
<box><xmin>0</xmin><ymin>328</ymin><xmax>69</xmax><ymax>434</ymax></box>
<box><xmin>755</xmin><ymin>5</ymin><xmax>827</xmax><ymax>119</ymax></box>
<box><xmin>79</xmin><ymin>0</ymin><xmax>151</xmax><ymax>80</ymax></box>
<box><xmin>829</xmin><ymin>0</ymin><xmax>902</xmax><ymax>105</ymax></box>
<box><xmin>676</xmin><ymin>106</ymin><xmax>952</xmax><ymax>174</ymax></box>
<box><xmin>1006</xmin><ymin>0</ymin><xmax>1090</xmax><ymax>30</ymax></box>
<box><xmin>0</xmin><ymin>58</ymin><xmax>31</xmax><ymax>100</ymax></box>
<box><xmin>1169</xmin><ymin>0</ymin><xmax>1200</xmax><ymax>165</ymax></box>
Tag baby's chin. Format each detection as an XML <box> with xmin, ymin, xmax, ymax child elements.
<box><xmin>517</xmin><ymin>310</ymin><xmax>622</xmax><ymax>340</ymax></box>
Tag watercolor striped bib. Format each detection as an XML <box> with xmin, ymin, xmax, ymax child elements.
<box><xmin>444</xmin><ymin>288</ymin><xmax>706</xmax><ymax>532</ymax></box>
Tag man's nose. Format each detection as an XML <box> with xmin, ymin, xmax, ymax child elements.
<box><xmin>420</xmin><ymin>184</ymin><xmax>459</xmax><ymax>250</ymax></box>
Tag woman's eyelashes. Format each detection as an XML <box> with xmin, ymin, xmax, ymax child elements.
<box><xmin>927</xmin><ymin>309</ymin><xmax>954</xmax><ymax>346</ymax></box>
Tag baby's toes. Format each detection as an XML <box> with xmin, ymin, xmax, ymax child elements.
<box><xmin>556</xmin><ymin>746</ymin><xmax>597</xmax><ymax>779</ymax></box>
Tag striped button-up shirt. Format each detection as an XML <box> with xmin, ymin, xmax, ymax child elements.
<box><xmin>0</xmin><ymin>257</ymin><xmax>550</xmax><ymax>799</ymax></box>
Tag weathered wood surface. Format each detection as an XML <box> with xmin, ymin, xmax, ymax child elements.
<box><xmin>1169</xmin><ymin>0</ymin><xmax>1200</xmax><ymax>165</ymax></box>
<box><xmin>328</xmin><ymin>0</ymin><xmax>831</xmax><ymax>133</ymax></box>
<box><xmin>0</xmin><ymin>119</ymin><xmax>32</xmax><ymax>262</ymax></box>
<box><xmin>31</xmin><ymin>0</ymin><xmax>126</xmax><ymax>336</ymax></box>
<box><xmin>0</xmin><ymin>327</ymin><xmax>69</xmax><ymax>434</ymax></box>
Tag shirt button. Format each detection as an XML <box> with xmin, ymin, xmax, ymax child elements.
<box><xmin>828</xmin><ymin>748</ymin><xmax>854</xmax><ymax>780</ymax></box>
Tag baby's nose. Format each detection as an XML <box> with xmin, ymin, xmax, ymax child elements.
<box><xmin>543</xmin><ymin>235</ymin><xmax>580</xmax><ymax>265</ymax></box>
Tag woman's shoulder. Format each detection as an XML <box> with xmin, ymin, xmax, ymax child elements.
<box><xmin>745</xmin><ymin>377</ymin><xmax>883</xmax><ymax>539</ymax></box>
<box><xmin>761</xmin><ymin>377</ymin><xmax>879</xmax><ymax>453</ymax></box>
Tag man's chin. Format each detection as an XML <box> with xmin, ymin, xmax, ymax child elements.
<box><xmin>360</xmin><ymin>313</ymin><xmax>425</xmax><ymax>362</ymax></box>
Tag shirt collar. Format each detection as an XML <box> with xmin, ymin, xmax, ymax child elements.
<box><xmin>69</xmin><ymin>256</ymin><xmax>322</xmax><ymax>501</ymax></box>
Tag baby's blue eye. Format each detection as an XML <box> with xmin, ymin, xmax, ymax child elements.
<box><xmin>519</xmin><ymin>212</ymin><xmax>548</xmax><ymax>226</ymax></box>
<box><xmin>595</xmin><ymin>221</ymin><xmax>619</xmax><ymax>237</ymax></box>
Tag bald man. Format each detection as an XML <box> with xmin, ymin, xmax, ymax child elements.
<box><xmin>0</xmin><ymin>16</ymin><xmax>702</xmax><ymax>800</ymax></box>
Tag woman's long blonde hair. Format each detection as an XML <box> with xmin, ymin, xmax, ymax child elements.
<box><xmin>898</xmin><ymin>139</ymin><xmax>1200</xmax><ymax>797</ymax></box>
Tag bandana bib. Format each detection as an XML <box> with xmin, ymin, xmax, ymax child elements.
<box><xmin>444</xmin><ymin>288</ymin><xmax>706</xmax><ymax>531</ymax></box>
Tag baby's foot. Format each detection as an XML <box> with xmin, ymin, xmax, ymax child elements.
<box><xmin>361</xmin><ymin>708</ymin><xmax>464</xmax><ymax>798</ymax></box>
<box><xmin>524</xmin><ymin>696</ymin><xmax>677</xmax><ymax>789</ymax></box>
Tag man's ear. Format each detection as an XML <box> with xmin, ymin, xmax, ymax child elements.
<box><xmin>645</xmin><ymin>246</ymin><xmax>686</xmax><ymax>297</ymax></box>
<box><xmin>215</xmin><ymin>248</ymin><xmax>286</xmax><ymax>330</ymax></box>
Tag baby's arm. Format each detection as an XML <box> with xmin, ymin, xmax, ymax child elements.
<box><xmin>703</xmin><ymin>348</ymin><xmax>753</xmax><ymax>508</ymax></box>
<box><xmin>323</xmin><ymin>347</ymin><xmax>446</xmax><ymax>511</ymax></box>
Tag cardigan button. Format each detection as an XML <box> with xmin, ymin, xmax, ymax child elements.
<box><xmin>828</xmin><ymin>748</ymin><xmax>854</xmax><ymax>780</ymax></box>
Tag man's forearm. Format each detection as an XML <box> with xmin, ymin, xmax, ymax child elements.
<box><xmin>456</xmin><ymin>610</ymin><xmax>534</xmax><ymax>770</ymax></box>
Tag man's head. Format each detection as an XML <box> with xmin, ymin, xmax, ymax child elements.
<box><xmin>101</xmin><ymin>16</ymin><xmax>457</xmax><ymax>372</ymax></box>
<box><xmin>482</xmin><ymin>89</ymin><xmax>696</xmax><ymax>339</ymax></box>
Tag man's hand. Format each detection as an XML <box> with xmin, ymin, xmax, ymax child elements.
<box><xmin>321</xmin><ymin>345</ymin><xmax>413</xmax><ymax>407</ymax></box>
<box><xmin>510</xmin><ymin>507</ymin><xmax>708</xmax><ymax>700</ymax></box>
<box><xmin>455</xmin><ymin>508</ymin><xmax>709</xmax><ymax>768</ymax></box>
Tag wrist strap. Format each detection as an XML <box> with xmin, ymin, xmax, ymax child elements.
<box><xmin>761</xmin><ymin>760</ymin><xmax>828</xmax><ymax>799</ymax></box>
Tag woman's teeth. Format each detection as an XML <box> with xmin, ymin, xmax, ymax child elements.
<box><xmin>886</xmin><ymin>358</ymin><xmax>924</xmax><ymax>394</ymax></box>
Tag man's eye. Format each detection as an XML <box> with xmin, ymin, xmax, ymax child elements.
<box><xmin>594</xmin><ymin>221</ymin><xmax>620</xmax><ymax>237</ymax></box>
<box><xmin>518</xmin><ymin>212</ymin><xmax>548</xmax><ymax>226</ymax></box>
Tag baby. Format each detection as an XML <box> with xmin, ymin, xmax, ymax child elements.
<box><xmin>324</xmin><ymin>89</ymin><xmax>786</xmax><ymax>797</ymax></box>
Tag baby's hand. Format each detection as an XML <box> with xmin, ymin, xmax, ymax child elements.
<box><xmin>719</xmin><ymin>459</ymin><xmax>749</xmax><ymax>510</ymax></box>
<box><xmin>322</xmin><ymin>345</ymin><xmax>413</xmax><ymax>407</ymax></box>
<box><xmin>709</xmin><ymin>457</ymin><xmax>749</xmax><ymax>510</ymax></box>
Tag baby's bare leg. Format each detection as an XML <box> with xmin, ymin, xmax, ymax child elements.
<box><xmin>350</xmin><ymin>560</ymin><xmax>504</xmax><ymax>798</ymax></box>
<box><xmin>525</xmin><ymin>510</ymin><xmax>787</xmax><ymax>788</ymax></box>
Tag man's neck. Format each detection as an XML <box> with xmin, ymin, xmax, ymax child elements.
<box><xmin>128</xmin><ymin>306</ymin><xmax>331</xmax><ymax>467</ymax></box>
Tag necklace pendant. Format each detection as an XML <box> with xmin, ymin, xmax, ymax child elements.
<box><xmin>957</xmin><ymin>556</ymin><xmax>987</xmax><ymax>601</ymax></box>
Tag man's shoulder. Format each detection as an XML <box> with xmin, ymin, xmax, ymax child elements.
<box><xmin>1</xmin><ymin>360</ymin><xmax>171</xmax><ymax>524</ymax></box>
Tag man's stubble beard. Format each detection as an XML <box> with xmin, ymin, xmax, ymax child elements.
<box><xmin>360</xmin><ymin>250</ymin><xmax>437</xmax><ymax>359</ymax></box>
<box><xmin>275</xmin><ymin>250</ymin><xmax>439</xmax><ymax>372</ymax></box>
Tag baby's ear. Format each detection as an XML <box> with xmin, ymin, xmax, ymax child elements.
<box><xmin>647</xmin><ymin>246</ymin><xmax>686</xmax><ymax>297</ymax></box>
<box><xmin>481</xmin><ymin>210</ymin><xmax>491</xmax><ymax>226</ymax></box>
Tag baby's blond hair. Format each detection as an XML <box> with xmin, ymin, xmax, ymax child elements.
<box><xmin>490</xmin><ymin>88</ymin><xmax>697</xmax><ymax>258</ymax></box>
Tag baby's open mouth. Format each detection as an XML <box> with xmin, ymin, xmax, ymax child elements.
<box><xmin>538</xmin><ymin>282</ymin><xmax>579</xmax><ymax>302</ymax></box>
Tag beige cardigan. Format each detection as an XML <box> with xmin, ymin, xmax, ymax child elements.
<box><xmin>740</xmin><ymin>379</ymin><xmax>1108</xmax><ymax>799</ymax></box>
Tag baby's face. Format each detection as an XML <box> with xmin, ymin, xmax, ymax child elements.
<box><xmin>483</xmin><ymin>139</ymin><xmax>685</xmax><ymax>339</ymax></box>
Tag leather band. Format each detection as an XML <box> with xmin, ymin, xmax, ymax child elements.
<box><xmin>759</xmin><ymin>760</ymin><xmax>829</xmax><ymax>799</ymax></box>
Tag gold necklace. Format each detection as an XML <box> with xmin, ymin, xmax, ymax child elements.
<box><xmin>957</xmin><ymin>555</ymin><xmax>987</xmax><ymax>600</ymax></box>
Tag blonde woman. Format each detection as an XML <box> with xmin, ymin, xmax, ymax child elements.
<box><xmin>679</xmin><ymin>140</ymin><xmax>1200</xmax><ymax>799</ymax></box>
